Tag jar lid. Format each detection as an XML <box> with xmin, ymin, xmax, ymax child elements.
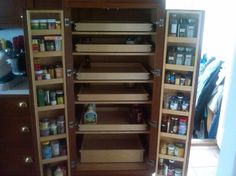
<box><xmin>174</xmin><ymin>168</ymin><xmax>182</xmax><ymax>174</ymax></box>
<box><xmin>179</xmin><ymin>117</ymin><xmax>188</xmax><ymax>122</ymax></box>
<box><xmin>47</xmin><ymin>19</ymin><xmax>56</xmax><ymax>22</ymax></box>
<box><xmin>39</xmin><ymin>19</ymin><xmax>47</xmax><ymax>22</ymax></box>
<box><xmin>31</xmin><ymin>19</ymin><xmax>39</xmax><ymax>22</ymax></box>
<box><xmin>168</xmin><ymin>144</ymin><xmax>175</xmax><ymax>150</ymax></box>
<box><xmin>56</xmin><ymin>90</ymin><xmax>63</xmax><ymax>94</ymax></box>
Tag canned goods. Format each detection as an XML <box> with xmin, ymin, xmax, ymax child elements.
<box><xmin>51</xmin><ymin>140</ymin><xmax>60</xmax><ymax>157</ymax></box>
<box><xmin>42</xmin><ymin>141</ymin><xmax>52</xmax><ymax>159</ymax></box>
<box><xmin>167</xmin><ymin>144</ymin><xmax>175</xmax><ymax>156</ymax></box>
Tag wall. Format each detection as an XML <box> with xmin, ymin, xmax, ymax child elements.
<box><xmin>0</xmin><ymin>28</ymin><xmax>23</xmax><ymax>42</ymax></box>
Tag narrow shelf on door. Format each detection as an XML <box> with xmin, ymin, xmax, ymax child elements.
<box><xmin>33</xmin><ymin>51</ymin><xmax>62</xmax><ymax>58</ymax></box>
<box><xmin>42</xmin><ymin>155</ymin><xmax>68</xmax><ymax>164</ymax></box>
<box><xmin>164</xmin><ymin>84</ymin><xmax>192</xmax><ymax>92</ymax></box>
<box><xmin>75</xmin><ymin>101</ymin><xmax>152</xmax><ymax>105</ymax></box>
<box><xmin>167</xmin><ymin>36</ymin><xmax>197</xmax><ymax>44</ymax></box>
<box><xmin>35</xmin><ymin>78</ymin><xmax>64</xmax><ymax>86</ymax></box>
<box><xmin>165</xmin><ymin>64</ymin><xmax>195</xmax><ymax>72</ymax></box>
<box><xmin>37</xmin><ymin>104</ymin><xmax>65</xmax><ymax>111</ymax></box>
<box><xmin>31</xmin><ymin>29</ymin><xmax>62</xmax><ymax>35</ymax></box>
<box><xmin>72</xmin><ymin>52</ymin><xmax>155</xmax><ymax>56</ymax></box>
<box><xmin>160</xmin><ymin>132</ymin><xmax>187</xmax><ymax>140</ymax></box>
<box><xmin>40</xmin><ymin>134</ymin><xmax>67</xmax><ymax>142</ymax></box>
<box><xmin>162</xmin><ymin>109</ymin><xmax>189</xmax><ymax>116</ymax></box>
<box><xmin>159</xmin><ymin>154</ymin><xmax>184</xmax><ymax>162</ymax></box>
<box><xmin>72</xmin><ymin>31</ymin><xmax>156</xmax><ymax>35</ymax></box>
<box><xmin>74</xmin><ymin>79</ymin><xmax>153</xmax><ymax>83</ymax></box>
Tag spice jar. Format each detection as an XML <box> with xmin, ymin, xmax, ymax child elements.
<box><xmin>39</xmin><ymin>19</ymin><xmax>48</xmax><ymax>29</ymax></box>
<box><xmin>185</xmin><ymin>74</ymin><xmax>192</xmax><ymax>86</ymax></box>
<box><xmin>50</xmin><ymin>120</ymin><xmax>57</xmax><ymax>135</ymax></box>
<box><xmin>51</xmin><ymin>140</ymin><xmax>60</xmax><ymax>157</ymax></box>
<box><xmin>161</xmin><ymin>115</ymin><xmax>168</xmax><ymax>132</ymax></box>
<box><xmin>187</xmin><ymin>17</ymin><xmax>197</xmax><ymax>38</ymax></box>
<box><xmin>177</xmin><ymin>93</ymin><xmax>184</xmax><ymax>111</ymax></box>
<box><xmin>50</xmin><ymin>91</ymin><xmax>57</xmax><ymax>105</ymax></box>
<box><xmin>180</xmin><ymin>76</ymin><xmax>186</xmax><ymax>86</ymax></box>
<box><xmin>42</xmin><ymin>141</ymin><xmax>52</xmax><ymax>159</ymax></box>
<box><xmin>54</xmin><ymin>166</ymin><xmax>64</xmax><ymax>176</ymax></box>
<box><xmin>182</xmin><ymin>97</ymin><xmax>189</xmax><ymax>111</ymax></box>
<box><xmin>158</xmin><ymin>158</ymin><xmax>165</xmax><ymax>175</ymax></box>
<box><xmin>31</xmin><ymin>19</ymin><xmax>40</xmax><ymax>29</ymax></box>
<box><xmin>37</xmin><ymin>88</ymin><xmax>45</xmax><ymax>107</ymax></box>
<box><xmin>174</xmin><ymin>168</ymin><xmax>182</xmax><ymax>176</ymax></box>
<box><xmin>170</xmin><ymin>117</ymin><xmax>178</xmax><ymax>134</ymax></box>
<box><xmin>167</xmin><ymin>47</ymin><xmax>176</xmax><ymax>64</ymax></box>
<box><xmin>35</xmin><ymin>70</ymin><xmax>43</xmax><ymax>80</ymax></box>
<box><xmin>40</xmin><ymin>118</ymin><xmax>50</xmax><ymax>136</ymax></box>
<box><xmin>175</xmin><ymin>74</ymin><xmax>181</xmax><ymax>85</ymax></box>
<box><xmin>167</xmin><ymin>160</ymin><xmax>175</xmax><ymax>176</ymax></box>
<box><xmin>44</xmin><ymin>90</ymin><xmax>51</xmax><ymax>105</ymax></box>
<box><xmin>39</xmin><ymin>39</ymin><xmax>45</xmax><ymax>52</ymax></box>
<box><xmin>47</xmin><ymin>19</ymin><xmax>56</xmax><ymax>29</ymax></box>
<box><xmin>174</xmin><ymin>143</ymin><xmax>185</xmax><ymax>157</ymax></box>
<box><xmin>169</xmin><ymin>96</ymin><xmax>178</xmax><ymax>111</ymax></box>
<box><xmin>56</xmin><ymin>20</ymin><xmax>61</xmax><ymax>29</ymax></box>
<box><xmin>32</xmin><ymin>39</ymin><xmax>39</xmax><ymax>52</ymax></box>
<box><xmin>177</xmin><ymin>18</ymin><xmax>187</xmax><ymax>37</ymax></box>
<box><xmin>176</xmin><ymin>47</ymin><xmax>185</xmax><ymax>65</ymax></box>
<box><xmin>170</xmin><ymin>72</ymin><xmax>176</xmax><ymax>84</ymax></box>
<box><xmin>48</xmin><ymin>65</ymin><xmax>55</xmax><ymax>79</ymax></box>
<box><xmin>169</xmin><ymin>14</ymin><xmax>178</xmax><ymax>36</ymax></box>
<box><xmin>167</xmin><ymin>144</ymin><xmax>175</xmax><ymax>156</ymax></box>
<box><xmin>160</xmin><ymin>142</ymin><xmax>168</xmax><ymax>155</ymax></box>
<box><xmin>178</xmin><ymin>117</ymin><xmax>188</xmax><ymax>135</ymax></box>
<box><xmin>185</xmin><ymin>47</ymin><xmax>193</xmax><ymax>66</ymax></box>
<box><xmin>55</xmin><ymin>65</ymin><xmax>63</xmax><ymax>78</ymax></box>
<box><xmin>57</xmin><ymin>115</ymin><xmax>65</xmax><ymax>134</ymax></box>
<box><xmin>56</xmin><ymin>90</ymin><xmax>64</xmax><ymax>104</ymax></box>
<box><xmin>163</xmin><ymin>94</ymin><xmax>170</xmax><ymax>109</ymax></box>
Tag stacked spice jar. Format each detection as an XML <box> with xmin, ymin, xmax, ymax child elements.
<box><xmin>158</xmin><ymin>158</ymin><xmax>183</xmax><ymax>176</ymax></box>
<box><xmin>37</xmin><ymin>88</ymin><xmax>64</xmax><ymax>107</ymax></box>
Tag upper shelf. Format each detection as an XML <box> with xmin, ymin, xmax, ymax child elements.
<box><xmin>162</xmin><ymin>109</ymin><xmax>189</xmax><ymax>116</ymax></box>
<box><xmin>164</xmin><ymin>84</ymin><xmax>192</xmax><ymax>92</ymax></box>
<box><xmin>31</xmin><ymin>29</ymin><xmax>62</xmax><ymax>36</ymax></box>
<box><xmin>33</xmin><ymin>51</ymin><xmax>62</xmax><ymax>58</ymax></box>
<box><xmin>167</xmin><ymin>36</ymin><xmax>197</xmax><ymax>45</ymax></box>
<box><xmin>76</xmin><ymin>63</ymin><xmax>150</xmax><ymax>81</ymax></box>
<box><xmin>73</xmin><ymin>52</ymin><xmax>155</xmax><ymax>56</ymax></box>
<box><xmin>72</xmin><ymin>31</ymin><xmax>156</xmax><ymax>35</ymax></box>
<box><xmin>165</xmin><ymin>64</ymin><xmax>195</xmax><ymax>72</ymax></box>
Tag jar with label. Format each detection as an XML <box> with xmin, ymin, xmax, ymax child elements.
<box><xmin>48</xmin><ymin>65</ymin><xmax>55</xmax><ymax>79</ymax></box>
<box><xmin>178</xmin><ymin>117</ymin><xmax>188</xmax><ymax>135</ymax></box>
<box><xmin>176</xmin><ymin>47</ymin><xmax>185</xmax><ymax>65</ymax></box>
<box><xmin>169</xmin><ymin>14</ymin><xmax>178</xmax><ymax>36</ymax></box>
<box><xmin>31</xmin><ymin>19</ymin><xmax>40</xmax><ymax>29</ymax></box>
<box><xmin>177</xmin><ymin>93</ymin><xmax>184</xmax><ymax>110</ymax></box>
<box><xmin>170</xmin><ymin>117</ymin><xmax>179</xmax><ymax>134</ymax></box>
<box><xmin>165</xmin><ymin>71</ymin><xmax>171</xmax><ymax>84</ymax></box>
<box><xmin>182</xmin><ymin>97</ymin><xmax>189</xmax><ymax>111</ymax></box>
<box><xmin>55</xmin><ymin>65</ymin><xmax>63</xmax><ymax>78</ymax></box>
<box><xmin>161</xmin><ymin>115</ymin><xmax>168</xmax><ymax>132</ymax></box>
<box><xmin>47</xmin><ymin>19</ymin><xmax>56</xmax><ymax>29</ymax></box>
<box><xmin>51</xmin><ymin>140</ymin><xmax>60</xmax><ymax>157</ymax></box>
<box><xmin>185</xmin><ymin>74</ymin><xmax>192</xmax><ymax>86</ymax></box>
<box><xmin>56</xmin><ymin>90</ymin><xmax>64</xmax><ymax>104</ymax></box>
<box><xmin>174</xmin><ymin>143</ymin><xmax>185</xmax><ymax>157</ymax></box>
<box><xmin>39</xmin><ymin>39</ymin><xmax>45</xmax><ymax>52</ymax></box>
<box><xmin>160</xmin><ymin>142</ymin><xmax>167</xmax><ymax>155</ymax></box>
<box><xmin>187</xmin><ymin>17</ymin><xmax>197</xmax><ymax>38</ymax></box>
<box><xmin>174</xmin><ymin>168</ymin><xmax>182</xmax><ymax>176</ymax></box>
<box><xmin>39</xmin><ymin>19</ymin><xmax>48</xmax><ymax>29</ymax></box>
<box><xmin>57</xmin><ymin>115</ymin><xmax>65</xmax><ymax>134</ymax></box>
<box><xmin>169</xmin><ymin>96</ymin><xmax>178</xmax><ymax>111</ymax></box>
<box><xmin>42</xmin><ymin>141</ymin><xmax>52</xmax><ymax>159</ymax></box>
<box><xmin>44</xmin><ymin>90</ymin><xmax>51</xmax><ymax>105</ymax></box>
<box><xmin>185</xmin><ymin>47</ymin><xmax>193</xmax><ymax>66</ymax></box>
<box><xmin>175</xmin><ymin>74</ymin><xmax>181</xmax><ymax>85</ymax></box>
<box><xmin>50</xmin><ymin>91</ymin><xmax>57</xmax><ymax>105</ymax></box>
<box><xmin>177</xmin><ymin>18</ymin><xmax>187</xmax><ymax>37</ymax></box>
<box><xmin>167</xmin><ymin>144</ymin><xmax>175</xmax><ymax>156</ymax></box>
<box><xmin>180</xmin><ymin>76</ymin><xmax>186</xmax><ymax>86</ymax></box>
<box><xmin>45</xmin><ymin>40</ymin><xmax>55</xmax><ymax>51</ymax></box>
<box><xmin>32</xmin><ymin>39</ymin><xmax>39</xmax><ymax>52</ymax></box>
<box><xmin>37</xmin><ymin>88</ymin><xmax>45</xmax><ymax>107</ymax></box>
<box><xmin>56</xmin><ymin>20</ymin><xmax>61</xmax><ymax>29</ymax></box>
<box><xmin>167</xmin><ymin>47</ymin><xmax>176</xmax><ymax>64</ymax></box>
<box><xmin>40</xmin><ymin>118</ymin><xmax>50</xmax><ymax>136</ymax></box>
<box><xmin>50</xmin><ymin>120</ymin><xmax>57</xmax><ymax>135</ymax></box>
<box><xmin>170</xmin><ymin>72</ymin><xmax>176</xmax><ymax>84</ymax></box>
<box><xmin>167</xmin><ymin>160</ymin><xmax>175</xmax><ymax>176</ymax></box>
<box><xmin>35</xmin><ymin>70</ymin><xmax>43</xmax><ymax>80</ymax></box>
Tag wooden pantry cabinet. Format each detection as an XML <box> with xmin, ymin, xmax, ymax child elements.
<box><xmin>24</xmin><ymin>2</ymin><xmax>204</xmax><ymax>176</ymax></box>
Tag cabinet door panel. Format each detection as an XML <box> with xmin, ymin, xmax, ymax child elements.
<box><xmin>32</xmin><ymin>0</ymin><xmax>63</xmax><ymax>9</ymax></box>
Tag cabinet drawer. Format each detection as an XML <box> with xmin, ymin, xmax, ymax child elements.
<box><xmin>0</xmin><ymin>95</ymin><xmax>30</xmax><ymax>116</ymax></box>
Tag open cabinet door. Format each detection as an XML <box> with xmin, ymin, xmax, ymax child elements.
<box><xmin>155</xmin><ymin>10</ymin><xmax>204</xmax><ymax>176</ymax></box>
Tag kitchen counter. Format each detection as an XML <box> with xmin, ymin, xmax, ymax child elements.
<box><xmin>0</xmin><ymin>77</ymin><xmax>29</xmax><ymax>95</ymax></box>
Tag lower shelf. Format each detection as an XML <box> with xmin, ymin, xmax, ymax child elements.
<box><xmin>159</xmin><ymin>154</ymin><xmax>184</xmax><ymax>162</ymax></box>
<box><xmin>42</xmin><ymin>155</ymin><xmax>68</xmax><ymax>164</ymax></box>
<box><xmin>80</xmin><ymin>134</ymin><xmax>144</xmax><ymax>163</ymax></box>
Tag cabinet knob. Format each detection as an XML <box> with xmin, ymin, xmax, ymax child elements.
<box><xmin>21</xmin><ymin>126</ymin><xmax>30</xmax><ymax>133</ymax></box>
<box><xmin>24</xmin><ymin>156</ymin><xmax>34</xmax><ymax>163</ymax></box>
<box><xmin>18</xmin><ymin>101</ymin><xmax>28</xmax><ymax>108</ymax></box>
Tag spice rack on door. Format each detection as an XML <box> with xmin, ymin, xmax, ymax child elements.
<box><xmin>156</xmin><ymin>10</ymin><xmax>204</xmax><ymax>176</ymax></box>
<box><xmin>26</xmin><ymin>10</ymin><xmax>70</xmax><ymax>176</ymax></box>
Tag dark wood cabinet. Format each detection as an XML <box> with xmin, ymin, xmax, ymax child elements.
<box><xmin>0</xmin><ymin>95</ymin><xmax>37</xmax><ymax>176</ymax></box>
<box><xmin>0</xmin><ymin>0</ymin><xmax>29</xmax><ymax>27</ymax></box>
<box><xmin>30</xmin><ymin>0</ymin><xmax>63</xmax><ymax>9</ymax></box>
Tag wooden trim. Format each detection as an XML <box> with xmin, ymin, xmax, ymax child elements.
<box><xmin>159</xmin><ymin>154</ymin><xmax>184</xmax><ymax>162</ymax></box>
<box><xmin>160</xmin><ymin>132</ymin><xmax>187</xmax><ymax>141</ymax></box>
<box><xmin>40</xmin><ymin>134</ymin><xmax>67</xmax><ymax>142</ymax></box>
<box><xmin>72</xmin><ymin>31</ymin><xmax>156</xmax><ymax>35</ymax></box>
<box><xmin>72</xmin><ymin>52</ymin><xmax>155</xmax><ymax>56</ymax></box>
<box><xmin>31</xmin><ymin>29</ymin><xmax>62</xmax><ymax>35</ymax></box>
<box><xmin>164</xmin><ymin>84</ymin><xmax>192</xmax><ymax>92</ymax></box>
<box><xmin>35</xmin><ymin>78</ymin><xmax>64</xmax><ymax>86</ymax></box>
<box><xmin>33</xmin><ymin>51</ymin><xmax>62</xmax><ymax>58</ymax></box>
<box><xmin>42</xmin><ymin>155</ymin><xmax>68</xmax><ymax>164</ymax></box>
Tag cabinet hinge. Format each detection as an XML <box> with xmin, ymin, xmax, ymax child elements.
<box><xmin>151</xmin><ymin>69</ymin><xmax>161</xmax><ymax>77</ymax></box>
<box><xmin>155</xmin><ymin>18</ymin><xmax>164</xmax><ymax>28</ymax></box>
<box><xmin>71</xmin><ymin>160</ymin><xmax>77</xmax><ymax>168</ymax></box>
<box><xmin>149</xmin><ymin>121</ymin><xmax>158</xmax><ymax>128</ymax></box>
<box><xmin>147</xmin><ymin>159</ymin><xmax>155</xmax><ymax>166</ymax></box>
<box><xmin>66</xmin><ymin>69</ymin><xmax>76</xmax><ymax>77</ymax></box>
<box><xmin>69</xmin><ymin>121</ymin><xmax>76</xmax><ymax>129</ymax></box>
<box><xmin>64</xmin><ymin>18</ymin><xmax>74</xmax><ymax>27</ymax></box>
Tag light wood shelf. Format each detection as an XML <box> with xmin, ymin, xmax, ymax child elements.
<box><xmin>72</xmin><ymin>31</ymin><xmax>156</xmax><ymax>35</ymax></box>
<box><xmin>35</xmin><ymin>78</ymin><xmax>64</xmax><ymax>86</ymax></box>
<box><xmin>165</xmin><ymin>64</ymin><xmax>195</xmax><ymax>72</ymax></box>
<box><xmin>76</xmin><ymin>131</ymin><xmax>150</xmax><ymax>134</ymax></box>
<box><xmin>164</xmin><ymin>84</ymin><xmax>192</xmax><ymax>92</ymax></box>
<box><xmin>33</xmin><ymin>51</ymin><xmax>62</xmax><ymax>58</ymax></box>
<box><xmin>40</xmin><ymin>134</ymin><xmax>67</xmax><ymax>142</ymax></box>
<box><xmin>42</xmin><ymin>155</ymin><xmax>68</xmax><ymax>165</ymax></box>
<box><xmin>167</xmin><ymin>36</ymin><xmax>197</xmax><ymax>44</ymax></box>
<box><xmin>72</xmin><ymin>52</ymin><xmax>155</xmax><ymax>56</ymax></box>
<box><xmin>75</xmin><ymin>101</ymin><xmax>152</xmax><ymax>105</ymax></box>
<box><xmin>159</xmin><ymin>154</ymin><xmax>184</xmax><ymax>162</ymax></box>
<box><xmin>74</xmin><ymin>80</ymin><xmax>153</xmax><ymax>83</ymax></box>
<box><xmin>162</xmin><ymin>109</ymin><xmax>189</xmax><ymax>116</ymax></box>
<box><xmin>31</xmin><ymin>29</ymin><xmax>62</xmax><ymax>35</ymax></box>
<box><xmin>160</xmin><ymin>132</ymin><xmax>187</xmax><ymax>140</ymax></box>
<box><xmin>37</xmin><ymin>104</ymin><xmax>65</xmax><ymax>112</ymax></box>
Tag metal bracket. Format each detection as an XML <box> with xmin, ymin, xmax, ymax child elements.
<box><xmin>151</xmin><ymin>69</ymin><xmax>161</xmax><ymax>77</ymax></box>
<box><xmin>69</xmin><ymin>121</ymin><xmax>76</xmax><ymax>129</ymax></box>
<box><xmin>64</xmin><ymin>18</ymin><xmax>74</xmax><ymax>27</ymax></box>
<box><xmin>66</xmin><ymin>69</ymin><xmax>76</xmax><ymax>77</ymax></box>
<box><xmin>71</xmin><ymin>160</ymin><xmax>77</xmax><ymax>168</ymax></box>
<box><xmin>149</xmin><ymin>121</ymin><xmax>157</xmax><ymax>128</ymax></box>
<box><xmin>155</xmin><ymin>18</ymin><xmax>164</xmax><ymax>28</ymax></box>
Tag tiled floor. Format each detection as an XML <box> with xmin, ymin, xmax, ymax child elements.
<box><xmin>187</xmin><ymin>145</ymin><xmax>219</xmax><ymax>176</ymax></box>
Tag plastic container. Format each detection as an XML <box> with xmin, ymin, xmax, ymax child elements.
<box><xmin>42</xmin><ymin>141</ymin><xmax>52</xmax><ymax>159</ymax></box>
<box><xmin>51</xmin><ymin>140</ymin><xmax>60</xmax><ymax>156</ymax></box>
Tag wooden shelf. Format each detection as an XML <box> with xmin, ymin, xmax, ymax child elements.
<box><xmin>78</xmin><ymin>108</ymin><xmax>148</xmax><ymax>133</ymax></box>
<box><xmin>40</xmin><ymin>134</ymin><xmax>67</xmax><ymax>142</ymax></box>
<box><xmin>162</xmin><ymin>109</ymin><xmax>189</xmax><ymax>116</ymax></box>
<box><xmin>76</xmin><ymin>131</ymin><xmax>150</xmax><ymax>134</ymax></box>
<box><xmin>164</xmin><ymin>84</ymin><xmax>192</xmax><ymax>92</ymax></box>
<box><xmin>74</xmin><ymin>79</ymin><xmax>153</xmax><ymax>83</ymax></box>
<box><xmin>35</xmin><ymin>78</ymin><xmax>64</xmax><ymax>86</ymax></box>
<box><xmin>37</xmin><ymin>104</ymin><xmax>65</xmax><ymax>112</ymax></box>
<box><xmin>159</xmin><ymin>154</ymin><xmax>184</xmax><ymax>162</ymax></box>
<box><xmin>31</xmin><ymin>29</ymin><xmax>62</xmax><ymax>35</ymax></box>
<box><xmin>33</xmin><ymin>51</ymin><xmax>62</xmax><ymax>58</ymax></box>
<box><xmin>75</xmin><ymin>101</ymin><xmax>152</xmax><ymax>105</ymax></box>
<box><xmin>72</xmin><ymin>52</ymin><xmax>155</xmax><ymax>56</ymax></box>
<box><xmin>165</xmin><ymin>64</ymin><xmax>195</xmax><ymax>72</ymax></box>
<box><xmin>42</xmin><ymin>155</ymin><xmax>68</xmax><ymax>165</ymax></box>
<box><xmin>160</xmin><ymin>132</ymin><xmax>187</xmax><ymax>140</ymax></box>
<box><xmin>167</xmin><ymin>36</ymin><xmax>197</xmax><ymax>44</ymax></box>
<box><xmin>77</xmin><ymin>85</ymin><xmax>149</xmax><ymax>102</ymax></box>
<box><xmin>72</xmin><ymin>31</ymin><xmax>156</xmax><ymax>35</ymax></box>
<box><xmin>76</xmin><ymin>63</ymin><xmax>150</xmax><ymax>81</ymax></box>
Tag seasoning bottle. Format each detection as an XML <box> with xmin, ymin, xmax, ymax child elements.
<box><xmin>177</xmin><ymin>18</ymin><xmax>187</xmax><ymax>37</ymax></box>
<box><xmin>167</xmin><ymin>144</ymin><xmax>175</xmax><ymax>156</ymax></box>
<box><xmin>170</xmin><ymin>117</ymin><xmax>179</xmax><ymax>134</ymax></box>
<box><xmin>169</xmin><ymin>14</ymin><xmax>178</xmax><ymax>36</ymax></box>
<box><xmin>40</xmin><ymin>118</ymin><xmax>50</xmax><ymax>136</ymax></box>
<box><xmin>39</xmin><ymin>39</ymin><xmax>45</xmax><ymax>52</ymax></box>
<box><xmin>42</xmin><ymin>141</ymin><xmax>52</xmax><ymax>159</ymax></box>
<box><xmin>54</xmin><ymin>166</ymin><xmax>64</xmax><ymax>176</ymax></box>
<box><xmin>170</xmin><ymin>72</ymin><xmax>176</xmax><ymax>84</ymax></box>
<box><xmin>84</xmin><ymin>104</ymin><xmax>97</xmax><ymax>124</ymax></box>
<box><xmin>57</xmin><ymin>115</ymin><xmax>65</xmax><ymax>134</ymax></box>
<box><xmin>174</xmin><ymin>143</ymin><xmax>185</xmax><ymax>157</ymax></box>
<box><xmin>187</xmin><ymin>17</ymin><xmax>197</xmax><ymax>38</ymax></box>
<box><xmin>158</xmin><ymin>158</ymin><xmax>165</xmax><ymax>175</ymax></box>
<box><xmin>44</xmin><ymin>90</ymin><xmax>51</xmax><ymax>106</ymax></box>
<box><xmin>176</xmin><ymin>47</ymin><xmax>185</xmax><ymax>65</ymax></box>
<box><xmin>160</xmin><ymin>142</ymin><xmax>168</xmax><ymax>155</ymax></box>
<box><xmin>55</xmin><ymin>65</ymin><xmax>63</xmax><ymax>78</ymax></box>
<box><xmin>177</xmin><ymin>93</ymin><xmax>184</xmax><ymax>111</ymax></box>
<box><xmin>167</xmin><ymin>160</ymin><xmax>175</xmax><ymax>176</ymax></box>
<box><xmin>32</xmin><ymin>39</ymin><xmax>39</xmax><ymax>52</ymax></box>
<box><xmin>56</xmin><ymin>90</ymin><xmax>64</xmax><ymax>104</ymax></box>
<box><xmin>169</xmin><ymin>96</ymin><xmax>178</xmax><ymax>111</ymax></box>
<box><xmin>161</xmin><ymin>115</ymin><xmax>168</xmax><ymax>132</ymax></box>
<box><xmin>51</xmin><ymin>140</ymin><xmax>60</xmax><ymax>157</ymax></box>
<box><xmin>185</xmin><ymin>47</ymin><xmax>193</xmax><ymax>66</ymax></box>
<box><xmin>182</xmin><ymin>97</ymin><xmax>189</xmax><ymax>111</ymax></box>
<box><xmin>47</xmin><ymin>19</ymin><xmax>56</xmax><ymax>29</ymax></box>
<box><xmin>178</xmin><ymin>117</ymin><xmax>188</xmax><ymax>135</ymax></box>
<box><xmin>37</xmin><ymin>88</ymin><xmax>45</xmax><ymax>107</ymax></box>
<box><xmin>50</xmin><ymin>120</ymin><xmax>57</xmax><ymax>135</ymax></box>
<box><xmin>175</xmin><ymin>74</ymin><xmax>181</xmax><ymax>85</ymax></box>
<box><xmin>167</xmin><ymin>47</ymin><xmax>176</xmax><ymax>64</ymax></box>
<box><xmin>48</xmin><ymin>65</ymin><xmax>55</xmax><ymax>79</ymax></box>
<box><xmin>50</xmin><ymin>91</ymin><xmax>57</xmax><ymax>105</ymax></box>
<box><xmin>56</xmin><ymin>20</ymin><xmax>61</xmax><ymax>29</ymax></box>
